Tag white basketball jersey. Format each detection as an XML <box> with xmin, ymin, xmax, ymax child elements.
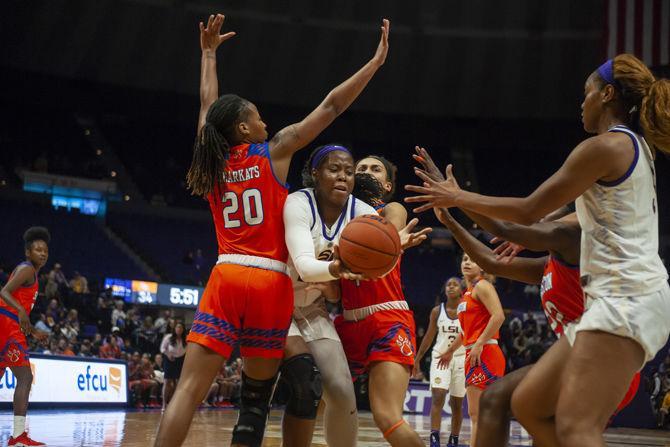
<box><xmin>433</xmin><ymin>303</ymin><xmax>466</xmax><ymax>357</ymax></box>
<box><xmin>288</xmin><ymin>188</ymin><xmax>376</xmax><ymax>307</ymax></box>
<box><xmin>576</xmin><ymin>125</ymin><xmax>668</xmax><ymax>298</ymax></box>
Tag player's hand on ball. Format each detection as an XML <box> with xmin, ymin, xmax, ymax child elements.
<box><xmin>305</xmin><ymin>280</ymin><xmax>341</xmax><ymax>303</ymax></box>
<box><xmin>399</xmin><ymin>218</ymin><xmax>432</xmax><ymax>250</ymax></box>
<box><xmin>329</xmin><ymin>245</ymin><xmax>367</xmax><ymax>281</ymax></box>
<box><xmin>200</xmin><ymin>13</ymin><xmax>236</xmax><ymax>52</ymax></box>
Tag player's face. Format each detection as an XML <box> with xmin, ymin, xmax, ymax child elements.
<box><xmin>445</xmin><ymin>278</ymin><xmax>462</xmax><ymax>300</ymax></box>
<box><xmin>581</xmin><ymin>74</ymin><xmax>603</xmax><ymax>134</ymax></box>
<box><xmin>26</xmin><ymin>240</ymin><xmax>48</xmax><ymax>268</ymax></box>
<box><xmin>240</xmin><ymin>103</ymin><xmax>268</xmax><ymax>143</ymax></box>
<box><xmin>356</xmin><ymin>158</ymin><xmax>392</xmax><ymax>196</ymax></box>
<box><xmin>460</xmin><ymin>254</ymin><xmax>482</xmax><ymax>279</ymax></box>
<box><xmin>314</xmin><ymin>151</ymin><xmax>355</xmax><ymax>206</ymax></box>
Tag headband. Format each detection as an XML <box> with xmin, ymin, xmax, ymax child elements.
<box><xmin>310</xmin><ymin>145</ymin><xmax>351</xmax><ymax>170</ymax></box>
<box><xmin>597</xmin><ymin>59</ymin><xmax>615</xmax><ymax>85</ymax></box>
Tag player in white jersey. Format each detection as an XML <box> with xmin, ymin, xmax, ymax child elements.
<box><xmin>281</xmin><ymin>144</ymin><xmax>377</xmax><ymax>447</ymax></box>
<box><xmin>406</xmin><ymin>53</ymin><xmax>670</xmax><ymax>446</ymax></box>
<box><xmin>414</xmin><ymin>277</ymin><xmax>466</xmax><ymax>447</ymax></box>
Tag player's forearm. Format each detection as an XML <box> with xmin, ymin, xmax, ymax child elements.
<box><xmin>454</xmin><ymin>190</ymin><xmax>537</xmax><ymax>226</ymax></box>
<box><xmin>0</xmin><ymin>290</ymin><xmax>24</xmax><ymax>315</ymax></box>
<box><xmin>476</xmin><ymin>313</ymin><xmax>505</xmax><ymax>346</ymax></box>
<box><xmin>200</xmin><ymin>49</ymin><xmax>219</xmax><ymax>110</ymax></box>
<box><xmin>440</xmin><ymin>210</ymin><xmax>498</xmax><ymax>272</ymax></box>
<box><xmin>320</xmin><ymin>59</ymin><xmax>380</xmax><ymax>118</ymax></box>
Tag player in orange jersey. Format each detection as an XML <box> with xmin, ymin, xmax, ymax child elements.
<box><xmin>334</xmin><ymin>156</ymin><xmax>430</xmax><ymax>447</ymax></box>
<box><xmin>437</xmin><ymin>253</ymin><xmax>505</xmax><ymax>447</ymax></box>
<box><xmin>154</xmin><ymin>13</ymin><xmax>390</xmax><ymax>447</ymax></box>
<box><xmin>1</xmin><ymin>227</ymin><xmax>50</xmax><ymax>447</ymax></box>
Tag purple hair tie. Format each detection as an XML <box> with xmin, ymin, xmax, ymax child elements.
<box><xmin>597</xmin><ymin>59</ymin><xmax>615</xmax><ymax>84</ymax></box>
<box><xmin>310</xmin><ymin>145</ymin><xmax>351</xmax><ymax>170</ymax></box>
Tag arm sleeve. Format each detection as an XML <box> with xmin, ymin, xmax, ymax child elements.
<box><xmin>283</xmin><ymin>194</ymin><xmax>337</xmax><ymax>282</ymax></box>
<box><xmin>352</xmin><ymin>197</ymin><xmax>379</xmax><ymax>218</ymax></box>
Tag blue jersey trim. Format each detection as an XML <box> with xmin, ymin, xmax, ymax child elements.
<box><xmin>597</xmin><ymin>127</ymin><xmax>640</xmax><ymax>187</ymax></box>
<box><xmin>322</xmin><ymin>199</ymin><xmax>350</xmax><ymax>242</ymax></box>
<box><xmin>350</xmin><ymin>197</ymin><xmax>357</xmax><ymax>219</ymax></box>
<box><xmin>0</xmin><ymin>308</ymin><xmax>19</xmax><ymax>322</ymax></box>
<box><xmin>253</xmin><ymin>142</ymin><xmax>290</xmax><ymax>190</ymax></box>
<box><xmin>300</xmin><ymin>190</ymin><xmax>317</xmax><ymax>231</ymax></box>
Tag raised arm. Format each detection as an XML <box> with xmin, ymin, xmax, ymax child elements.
<box><xmin>413</xmin><ymin>305</ymin><xmax>440</xmax><ymax>376</ymax></box>
<box><xmin>197</xmin><ymin>14</ymin><xmax>236</xmax><ymax>133</ymax></box>
<box><xmin>435</xmin><ymin>208</ymin><xmax>546</xmax><ymax>285</ymax></box>
<box><xmin>407</xmin><ymin>135</ymin><xmax>629</xmax><ymax>225</ymax></box>
<box><xmin>269</xmin><ymin>19</ymin><xmax>390</xmax><ymax>181</ymax></box>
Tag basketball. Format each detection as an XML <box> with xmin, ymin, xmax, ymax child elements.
<box><xmin>338</xmin><ymin>214</ymin><xmax>401</xmax><ymax>278</ymax></box>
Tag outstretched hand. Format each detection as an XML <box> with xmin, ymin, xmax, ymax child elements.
<box><xmin>404</xmin><ymin>164</ymin><xmax>462</xmax><ymax>213</ymax></box>
<box><xmin>371</xmin><ymin>19</ymin><xmax>390</xmax><ymax>66</ymax></box>
<box><xmin>200</xmin><ymin>14</ymin><xmax>236</xmax><ymax>52</ymax></box>
<box><xmin>412</xmin><ymin>146</ymin><xmax>445</xmax><ymax>182</ymax></box>
<box><xmin>399</xmin><ymin>218</ymin><xmax>432</xmax><ymax>250</ymax></box>
<box><xmin>490</xmin><ymin>237</ymin><xmax>525</xmax><ymax>263</ymax></box>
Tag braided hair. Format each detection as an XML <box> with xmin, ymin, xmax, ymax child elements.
<box><xmin>186</xmin><ymin>94</ymin><xmax>251</xmax><ymax>196</ymax></box>
<box><xmin>353</xmin><ymin>173</ymin><xmax>385</xmax><ymax>208</ymax></box>
<box><xmin>357</xmin><ymin>155</ymin><xmax>398</xmax><ymax>202</ymax></box>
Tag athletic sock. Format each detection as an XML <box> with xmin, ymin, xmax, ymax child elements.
<box><xmin>13</xmin><ymin>415</ymin><xmax>26</xmax><ymax>437</ymax></box>
<box><xmin>430</xmin><ymin>430</ymin><xmax>440</xmax><ymax>447</ymax></box>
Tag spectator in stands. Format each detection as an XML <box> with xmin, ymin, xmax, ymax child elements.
<box><xmin>33</xmin><ymin>313</ymin><xmax>51</xmax><ymax>335</ymax></box>
<box><xmin>45</xmin><ymin>298</ymin><xmax>61</xmax><ymax>327</ymax></box>
<box><xmin>134</xmin><ymin>316</ymin><xmax>158</xmax><ymax>354</ymax></box>
<box><xmin>44</xmin><ymin>339</ymin><xmax>61</xmax><ymax>355</ymax></box>
<box><xmin>129</xmin><ymin>354</ymin><xmax>161</xmax><ymax>408</ymax></box>
<box><xmin>99</xmin><ymin>335</ymin><xmax>122</xmax><ymax>359</ymax></box>
<box><xmin>125</xmin><ymin>308</ymin><xmax>141</xmax><ymax>335</ymax></box>
<box><xmin>46</xmin><ymin>263</ymin><xmax>69</xmax><ymax>299</ymax></box>
<box><xmin>91</xmin><ymin>333</ymin><xmax>103</xmax><ymax>356</ymax></box>
<box><xmin>69</xmin><ymin>271</ymin><xmax>89</xmax><ymax>294</ymax></box>
<box><xmin>658</xmin><ymin>371</ymin><xmax>670</xmax><ymax>428</ymax></box>
<box><xmin>111</xmin><ymin>300</ymin><xmax>126</xmax><ymax>329</ymax></box>
<box><xmin>160</xmin><ymin>322</ymin><xmax>186</xmax><ymax>408</ymax></box>
<box><xmin>154</xmin><ymin>353</ymin><xmax>164</xmax><ymax>372</ymax></box>
<box><xmin>60</xmin><ymin>309</ymin><xmax>80</xmax><ymax>341</ymax></box>
<box><xmin>153</xmin><ymin>309</ymin><xmax>172</xmax><ymax>336</ymax></box>
<box><xmin>78</xmin><ymin>339</ymin><xmax>93</xmax><ymax>358</ymax></box>
<box><xmin>58</xmin><ymin>338</ymin><xmax>75</xmax><ymax>356</ymax></box>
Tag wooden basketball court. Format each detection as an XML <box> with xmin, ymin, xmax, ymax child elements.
<box><xmin>2</xmin><ymin>408</ymin><xmax>670</xmax><ymax>446</ymax></box>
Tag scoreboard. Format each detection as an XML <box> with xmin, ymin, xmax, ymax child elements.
<box><xmin>104</xmin><ymin>278</ymin><xmax>203</xmax><ymax>309</ymax></box>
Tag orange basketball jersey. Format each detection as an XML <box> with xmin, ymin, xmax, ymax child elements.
<box><xmin>0</xmin><ymin>262</ymin><xmax>38</xmax><ymax>316</ymax></box>
<box><xmin>340</xmin><ymin>259</ymin><xmax>404</xmax><ymax>310</ymax></box>
<box><xmin>540</xmin><ymin>257</ymin><xmax>584</xmax><ymax>336</ymax></box>
<box><xmin>208</xmin><ymin>143</ymin><xmax>289</xmax><ymax>262</ymax></box>
<box><xmin>458</xmin><ymin>280</ymin><xmax>499</xmax><ymax>346</ymax></box>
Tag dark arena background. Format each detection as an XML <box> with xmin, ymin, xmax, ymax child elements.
<box><xmin>1</xmin><ymin>1</ymin><xmax>669</xmax><ymax>446</ymax></box>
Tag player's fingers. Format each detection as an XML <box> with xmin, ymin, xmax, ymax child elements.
<box><xmin>445</xmin><ymin>164</ymin><xmax>454</xmax><ymax>180</ymax></box>
<box><xmin>413</xmin><ymin>168</ymin><xmax>436</xmax><ymax>184</ymax></box>
<box><xmin>413</xmin><ymin>203</ymin><xmax>434</xmax><ymax>213</ymax></box>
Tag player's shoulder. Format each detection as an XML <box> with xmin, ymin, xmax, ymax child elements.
<box><xmin>287</xmin><ymin>188</ymin><xmax>314</xmax><ymax>203</ymax></box>
<box><xmin>473</xmin><ymin>278</ymin><xmax>496</xmax><ymax>295</ymax></box>
<box><xmin>352</xmin><ymin>195</ymin><xmax>377</xmax><ymax>217</ymax></box>
<box><xmin>247</xmin><ymin>141</ymin><xmax>270</xmax><ymax>157</ymax></box>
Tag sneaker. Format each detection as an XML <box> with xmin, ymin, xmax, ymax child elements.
<box><xmin>8</xmin><ymin>432</ymin><xmax>47</xmax><ymax>446</ymax></box>
<box><xmin>429</xmin><ymin>431</ymin><xmax>440</xmax><ymax>447</ymax></box>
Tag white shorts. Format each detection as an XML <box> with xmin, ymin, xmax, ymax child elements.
<box><xmin>287</xmin><ymin>297</ymin><xmax>340</xmax><ymax>343</ymax></box>
<box><xmin>429</xmin><ymin>353</ymin><xmax>466</xmax><ymax>398</ymax></box>
<box><xmin>564</xmin><ymin>283</ymin><xmax>670</xmax><ymax>365</ymax></box>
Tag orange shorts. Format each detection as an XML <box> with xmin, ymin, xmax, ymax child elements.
<box><xmin>187</xmin><ymin>263</ymin><xmax>293</xmax><ymax>359</ymax></box>
<box><xmin>336</xmin><ymin>308</ymin><xmax>416</xmax><ymax>375</ymax></box>
<box><xmin>0</xmin><ymin>310</ymin><xmax>30</xmax><ymax>369</ymax></box>
<box><xmin>465</xmin><ymin>343</ymin><xmax>505</xmax><ymax>389</ymax></box>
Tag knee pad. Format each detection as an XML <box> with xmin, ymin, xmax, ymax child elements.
<box><xmin>232</xmin><ymin>372</ymin><xmax>277</xmax><ymax>447</ymax></box>
<box><xmin>280</xmin><ymin>353</ymin><xmax>323</xmax><ymax>419</ymax></box>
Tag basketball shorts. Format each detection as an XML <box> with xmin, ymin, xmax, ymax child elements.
<box><xmin>564</xmin><ymin>283</ymin><xmax>670</xmax><ymax>365</ymax></box>
<box><xmin>0</xmin><ymin>311</ymin><xmax>30</xmax><ymax>369</ymax></box>
<box><xmin>288</xmin><ymin>297</ymin><xmax>340</xmax><ymax>343</ymax></box>
<box><xmin>336</xmin><ymin>309</ymin><xmax>416</xmax><ymax>373</ymax></box>
<box><xmin>187</xmin><ymin>263</ymin><xmax>293</xmax><ymax>359</ymax></box>
<box><xmin>465</xmin><ymin>344</ymin><xmax>505</xmax><ymax>390</ymax></box>
<box><xmin>429</xmin><ymin>353</ymin><xmax>466</xmax><ymax>398</ymax></box>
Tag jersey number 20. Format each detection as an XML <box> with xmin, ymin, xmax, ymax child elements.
<box><xmin>222</xmin><ymin>189</ymin><xmax>264</xmax><ymax>228</ymax></box>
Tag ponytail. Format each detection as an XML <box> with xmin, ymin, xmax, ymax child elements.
<box><xmin>186</xmin><ymin>94</ymin><xmax>251</xmax><ymax>196</ymax></box>
<box><xmin>605</xmin><ymin>54</ymin><xmax>670</xmax><ymax>154</ymax></box>
<box><xmin>640</xmin><ymin>79</ymin><xmax>670</xmax><ymax>154</ymax></box>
